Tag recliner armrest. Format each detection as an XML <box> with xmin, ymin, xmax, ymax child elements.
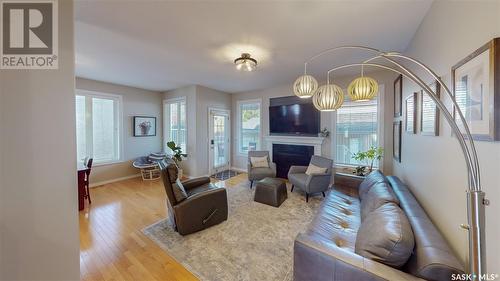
<box><xmin>173</xmin><ymin>187</ymin><xmax>228</xmax><ymax>235</ymax></box>
<box><xmin>294</xmin><ymin>233</ymin><xmax>423</xmax><ymax>281</ymax></box>
<box><xmin>181</xmin><ymin>177</ymin><xmax>211</xmax><ymax>190</ymax></box>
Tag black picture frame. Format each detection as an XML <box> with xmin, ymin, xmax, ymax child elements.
<box><xmin>133</xmin><ymin>116</ymin><xmax>156</xmax><ymax>137</ymax></box>
<box><xmin>394</xmin><ymin>74</ymin><xmax>403</xmax><ymax>117</ymax></box>
<box><xmin>393</xmin><ymin>121</ymin><xmax>402</xmax><ymax>163</ymax></box>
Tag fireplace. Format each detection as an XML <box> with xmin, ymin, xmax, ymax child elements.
<box><xmin>272</xmin><ymin>144</ymin><xmax>314</xmax><ymax>178</ymax></box>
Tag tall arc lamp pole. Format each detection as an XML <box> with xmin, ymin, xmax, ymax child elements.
<box><xmin>294</xmin><ymin>46</ymin><xmax>488</xmax><ymax>277</ymax></box>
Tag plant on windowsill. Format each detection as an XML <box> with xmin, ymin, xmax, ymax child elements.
<box><xmin>167</xmin><ymin>141</ymin><xmax>187</xmax><ymax>178</ymax></box>
<box><xmin>352</xmin><ymin>146</ymin><xmax>384</xmax><ymax>176</ymax></box>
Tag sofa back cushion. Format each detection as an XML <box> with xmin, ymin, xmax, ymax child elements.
<box><xmin>360</xmin><ymin>182</ymin><xmax>400</xmax><ymax>221</ymax></box>
<box><xmin>355</xmin><ymin>203</ymin><xmax>415</xmax><ymax>268</ymax></box>
<box><xmin>387</xmin><ymin>176</ymin><xmax>464</xmax><ymax>280</ymax></box>
<box><xmin>358</xmin><ymin>170</ymin><xmax>388</xmax><ymax>200</ymax></box>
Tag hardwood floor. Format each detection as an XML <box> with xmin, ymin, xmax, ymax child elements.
<box><xmin>79</xmin><ymin>174</ymin><xmax>247</xmax><ymax>281</ymax></box>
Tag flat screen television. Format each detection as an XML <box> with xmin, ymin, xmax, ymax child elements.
<box><xmin>269</xmin><ymin>97</ymin><xmax>320</xmax><ymax>136</ymax></box>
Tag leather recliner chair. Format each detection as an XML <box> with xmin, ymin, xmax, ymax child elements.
<box><xmin>159</xmin><ymin>161</ymin><xmax>228</xmax><ymax>235</ymax></box>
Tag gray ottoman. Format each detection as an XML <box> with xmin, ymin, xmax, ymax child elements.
<box><xmin>254</xmin><ymin>177</ymin><xmax>287</xmax><ymax>207</ymax></box>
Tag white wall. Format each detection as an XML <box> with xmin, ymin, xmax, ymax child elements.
<box><xmin>196</xmin><ymin>86</ymin><xmax>232</xmax><ymax>176</ymax></box>
<box><xmin>163</xmin><ymin>85</ymin><xmax>231</xmax><ymax>177</ymax></box>
<box><xmin>231</xmin><ymin>70</ymin><xmax>397</xmax><ymax>172</ymax></box>
<box><xmin>396</xmin><ymin>0</ymin><xmax>500</xmax><ymax>271</ymax></box>
<box><xmin>0</xmin><ymin>1</ymin><xmax>80</xmax><ymax>280</ymax></box>
<box><xmin>76</xmin><ymin>78</ymin><xmax>163</xmax><ymax>185</ymax></box>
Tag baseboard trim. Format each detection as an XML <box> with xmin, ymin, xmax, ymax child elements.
<box><xmin>90</xmin><ymin>174</ymin><xmax>142</xmax><ymax>188</ymax></box>
<box><xmin>230</xmin><ymin>167</ymin><xmax>246</xmax><ymax>173</ymax></box>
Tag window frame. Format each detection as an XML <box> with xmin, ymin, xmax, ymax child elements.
<box><xmin>332</xmin><ymin>84</ymin><xmax>385</xmax><ymax>170</ymax></box>
<box><xmin>75</xmin><ymin>89</ymin><xmax>124</xmax><ymax>166</ymax></box>
<box><xmin>236</xmin><ymin>98</ymin><xmax>262</xmax><ymax>156</ymax></box>
<box><xmin>163</xmin><ymin>97</ymin><xmax>188</xmax><ymax>155</ymax></box>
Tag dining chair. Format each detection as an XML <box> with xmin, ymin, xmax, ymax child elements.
<box><xmin>84</xmin><ymin>158</ymin><xmax>93</xmax><ymax>204</ymax></box>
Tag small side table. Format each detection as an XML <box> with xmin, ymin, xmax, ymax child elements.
<box><xmin>334</xmin><ymin>172</ymin><xmax>365</xmax><ymax>189</ymax></box>
<box><xmin>254</xmin><ymin>177</ymin><xmax>288</xmax><ymax>207</ymax></box>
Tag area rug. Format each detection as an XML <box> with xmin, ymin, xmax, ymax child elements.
<box><xmin>143</xmin><ymin>181</ymin><xmax>322</xmax><ymax>281</ymax></box>
<box><xmin>211</xmin><ymin>169</ymin><xmax>241</xmax><ymax>180</ymax></box>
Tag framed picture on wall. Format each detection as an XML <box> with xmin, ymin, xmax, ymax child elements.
<box><xmin>421</xmin><ymin>81</ymin><xmax>440</xmax><ymax>136</ymax></box>
<box><xmin>405</xmin><ymin>92</ymin><xmax>417</xmax><ymax>134</ymax></box>
<box><xmin>394</xmin><ymin>74</ymin><xmax>403</xmax><ymax>117</ymax></box>
<box><xmin>134</xmin><ymin>116</ymin><xmax>156</xmax><ymax>137</ymax></box>
<box><xmin>452</xmin><ymin>37</ymin><xmax>500</xmax><ymax>141</ymax></box>
<box><xmin>393</xmin><ymin>121</ymin><xmax>402</xmax><ymax>163</ymax></box>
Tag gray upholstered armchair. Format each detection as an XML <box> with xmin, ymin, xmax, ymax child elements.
<box><xmin>159</xmin><ymin>161</ymin><xmax>228</xmax><ymax>235</ymax></box>
<box><xmin>288</xmin><ymin>155</ymin><xmax>333</xmax><ymax>202</ymax></box>
<box><xmin>247</xmin><ymin>151</ymin><xmax>276</xmax><ymax>188</ymax></box>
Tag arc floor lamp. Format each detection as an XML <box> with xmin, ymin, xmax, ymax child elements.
<box><xmin>293</xmin><ymin>46</ymin><xmax>488</xmax><ymax>277</ymax></box>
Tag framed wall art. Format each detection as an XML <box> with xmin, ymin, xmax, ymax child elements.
<box><xmin>405</xmin><ymin>92</ymin><xmax>417</xmax><ymax>134</ymax></box>
<box><xmin>134</xmin><ymin>116</ymin><xmax>156</xmax><ymax>137</ymax></box>
<box><xmin>393</xmin><ymin>120</ymin><xmax>402</xmax><ymax>163</ymax></box>
<box><xmin>421</xmin><ymin>82</ymin><xmax>440</xmax><ymax>136</ymax></box>
<box><xmin>394</xmin><ymin>74</ymin><xmax>403</xmax><ymax>117</ymax></box>
<box><xmin>452</xmin><ymin>37</ymin><xmax>500</xmax><ymax>141</ymax></box>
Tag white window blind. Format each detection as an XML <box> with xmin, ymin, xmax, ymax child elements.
<box><xmin>164</xmin><ymin>98</ymin><xmax>187</xmax><ymax>153</ymax></box>
<box><xmin>335</xmin><ymin>97</ymin><xmax>378</xmax><ymax>166</ymax></box>
<box><xmin>238</xmin><ymin>100</ymin><xmax>261</xmax><ymax>154</ymax></box>
<box><xmin>75</xmin><ymin>91</ymin><xmax>122</xmax><ymax>164</ymax></box>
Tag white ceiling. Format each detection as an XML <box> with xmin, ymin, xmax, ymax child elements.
<box><xmin>75</xmin><ymin>0</ymin><xmax>433</xmax><ymax>93</ymax></box>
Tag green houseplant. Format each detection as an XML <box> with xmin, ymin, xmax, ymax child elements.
<box><xmin>352</xmin><ymin>146</ymin><xmax>384</xmax><ymax>176</ymax></box>
<box><xmin>167</xmin><ymin>141</ymin><xmax>187</xmax><ymax>177</ymax></box>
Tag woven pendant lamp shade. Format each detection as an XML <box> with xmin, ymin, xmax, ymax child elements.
<box><xmin>312</xmin><ymin>84</ymin><xmax>344</xmax><ymax>111</ymax></box>
<box><xmin>293</xmin><ymin>75</ymin><xmax>318</xmax><ymax>98</ymax></box>
<box><xmin>347</xmin><ymin>76</ymin><xmax>378</xmax><ymax>101</ymax></box>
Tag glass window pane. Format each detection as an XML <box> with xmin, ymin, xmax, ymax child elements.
<box><xmin>165</xmin><ymin>99</ymin><xmax>187</xmax><ymax>154</ymax></box>
<box><xmin>75</xmin><ymin>95</ymin><xmax>87</xmax><ymax>162</ymax></box>
<box><xmin>92</xmin><ymin>97</ymin><xmax>116</xmax><ymax>162</ymax></box>
<box><xmin>335</xmin><ymin>97</ymin><xmax>378</xmax><ymax>166</ymax></box>
<box><xmin>239</xmin><ymin>102</ymin><xmax>260</xmax><ymax>153</ymax></box>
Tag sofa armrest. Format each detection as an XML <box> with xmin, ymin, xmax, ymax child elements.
<box><xmin>288</xmin><ymin>165</ymin><xmax>307</xmax><ymax>175</ymax></box>
<box><xmin>294</xmin><ymin>233</ymin><xmax>423</xmax><ymax>281</ymax></box>
<box><xmin>174</xmin><ymin>187</ymin><xmax>228</xmax><ymax>235</ymax></box>
<box><xmin>181</xmin><ymin>177</ymin><xmax>211</xmax><ymax>190</ymax></box>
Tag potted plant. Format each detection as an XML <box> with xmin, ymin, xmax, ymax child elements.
<box><xmin>167</xmin><ymin>141</ymin><xmax>187</xmax><ymax>178</ymax></box>
<box><xmin>352</xmin><ymin>146</ymin><xmax>384</xmax><ymax>176</ymax></box>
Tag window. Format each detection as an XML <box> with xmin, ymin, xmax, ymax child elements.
<box><xmin>335</xmin><ymin>95</ymin><xmax>379</xmax><ymax>167</ymax></box>
<box><xmin>76</xmin><ymin>90</ymin><xmax>122</xmax><ymax>165</ymax></box>
<box><xmin>237</xmin><ymin>99</ymin><xmax>261</xmax><ymax>154</ymax></box>
<box><xmin>164</xmin><ymin>98</ymin><xmax>187</xmax><ymax>153</ymax></box>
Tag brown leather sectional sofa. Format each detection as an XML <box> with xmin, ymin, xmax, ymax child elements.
<box><xmin>294</xmin><ymin>171</ymin><xmax>464</xmax><ymax>281</ymax></box>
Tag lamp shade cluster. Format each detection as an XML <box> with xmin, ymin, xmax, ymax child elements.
<box><xmin>293</xmin><ymin>70</ymin><xmax>379</xmax><ymax>111</ymax></box>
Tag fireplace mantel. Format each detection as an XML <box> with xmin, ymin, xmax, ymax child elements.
<box><xmin>264</xmin><ymin>135</ymin><xmax>325</xmax><ymax>159</ymax></box>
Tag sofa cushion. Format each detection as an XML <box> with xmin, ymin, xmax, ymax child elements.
<box><xmin>250</xmin><ymin>156</ymin><xmax>269</xmax><ymax>168</ymax></box>
<box><xmin>355</xmin><ymin>203</ymin><xmax>414</xmax><ymax>268</ymax></box>
<box><xmin>358</xmin><ymin>170</ymin><xmax>388</xmax><ymax>201</ymax></box>
<box><xmin>360</xmin><ymin>182</ymin><xmax>399</xmax><ymax>221</ymax></box>
<box><xmin>172</xmin><ymin>179</ymin><xmax>188</xmax><ymax>202</ymax></box>
<box><xmin>305</xmin><ymin>164</ymin><xmax>327</xmax><ymax>175</ymax></box>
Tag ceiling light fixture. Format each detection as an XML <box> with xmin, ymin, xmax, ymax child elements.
<box><xmin>234</xmin><ymin>53</ymin><xmax>257</xmax><ymax>71</ymax></box>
